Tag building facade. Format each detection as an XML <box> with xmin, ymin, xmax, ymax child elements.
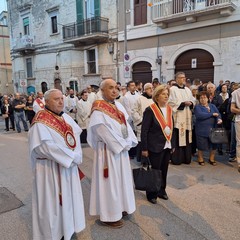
<box><xmin>7</xmin><ymin>0</ymin><xmax>119</xmax><ymax>94</ymax></box>
<box><xmin>118</xmin><ymin>0</ymin><xmax>240</xmax><ymax>85</ymax></box>
<box><xmin>0</xmin><ymin>11</ymin><xmax>13</xmax><ymax>94</ymax></box>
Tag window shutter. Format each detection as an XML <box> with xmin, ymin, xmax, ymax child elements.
<box><xmin>76</xmin><ymin>0</ymin><xmax>84</xmax><ymax>22</ymax></box>
<box><xmin>94</xmin><ymin>0</ymin><xmax>100</xmax><ymax>16</ymax></box>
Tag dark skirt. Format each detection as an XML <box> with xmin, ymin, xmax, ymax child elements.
<box><xmin>196</xmin><ymin>135</ymin><xmax>217</xmax><ymax>151</ymax></box>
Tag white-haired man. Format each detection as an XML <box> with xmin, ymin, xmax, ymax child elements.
<box><xmin>132</xmin><ymin>83</ymin><xmax>154</xmax><ymax>162</ymax></box>
<box><xmin>29</xmin><ymin>89</ymin><xmax>85</xmax><ymax>239</ymax></box>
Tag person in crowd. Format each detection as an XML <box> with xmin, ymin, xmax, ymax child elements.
<box><xmin>216</xmin><ymin>79</ymin><xmax>224</xmax><ymax>94</ymax></box>
<box><xmin>12</xmin><ymin>93</ymin><xmax>29</xmax><ymax>133</ymax></box>
<box><xmin>219</xmin><ymin>84</ymin><xmax>231</xmax><ymax>153</ymax></box>
<box><xmin>122</xmin><ymin>81</ymin><xmax>139</xmax><ymax>159</ymax></box>
<box><xmin>87</xmin><ymin>79</ymin><xmax>138</xmax><ymax>228</ymax></box>
<box><xmin>132</xmin><ymin>83</ymin><xmax>154</xmax><ymax>162</ymax></box>
<box><xmin>33</xmin><ymin>91</ymin><xmax>45</xmax><ymax>113</ymax></box>
<box><xmin>135</xmin><ymin>81</ymin><xmax>143</xmax><ymax>94</ymax></box>
<box><xmin>194</xmin><ymin>91</ymin><xmax>223</xmax><ymax>166</ymax></box>
<box><xmin>167</xmin><ymin>79</ymin><xmax>177</xmax><ymax>88</ymax></box>
<box><xmin>152</xmin><ymin>78</ymin><xmax>160</xmax><ymax>90</ymax></box>
<box><xmin>168</xmin><ymin>72</ymin><xmax>195</xmax><ymax>165</ymax></box>
<box><xmin>230</xmin><ymin>86</ymin><xmax>240</xmax><ymax>173</ymax></box>
<box><xmin>86</xmin><ymin>85</ymin><xmax>97</xmax><ymax>104</ymax></box>
<box><xmin>141</xmin><ymin>85</ymin><xmax>175</xmax><ymax>204</ymax></box>
<box><xmin>65</xmin><ymin>89</ymin><xmax>78</xmax><ymax>122</ymax></box>
<box><xmin>77</xmin><ymin>90</ymin><xmax>91</xmax><ymax>143</ymax></box>
<box><xmin>1</xmin><ymin>98</ymin><xmax>15</xmax><ymax>131</ymax></box>
<box><xmin>28</xmin><ymin>89</ymin><xmax>85</xmax><ymax>239</ymax></box>
<box><xmin>228</xmin><ymin>83</ymin><xmax>239</xmax><ymax>162</ymax></box>
<box><xmin>25</xmin><ymin>95</ymin><xmax>35</xmax><ymax>124</ymax></box>
<box><xmin>207</xmin><ymin>82</ymin><xmax>224</xmax><ymax>155</ymax></box>
<box><xmin>191</xmin><ymin>86</ymin><xmax>198</xmax><ymax>156</ymax></box>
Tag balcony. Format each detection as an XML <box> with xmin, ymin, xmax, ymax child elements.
<box><xmin>151</xmin><ymin>0</ymin><xmax>238</xmax><ymax>28</ymax></box>
<box><xmin>62</xmin><ymin>16</ymin><xmax>109</xmax><ymax>46</ymax></box>
<box><xmin>12</xmin><ymin>35</ymin><xmax>35</xmax><ymax>54</ymax></box>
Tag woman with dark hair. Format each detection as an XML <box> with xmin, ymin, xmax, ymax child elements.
<box><xmin>194</xmin><ymin>91</ymin><xmax>222</xmax><ymax>166</ymax></box>
<box><xmin>141</xmin><ymin>85</ymin><xmax>175</xmax><ymax>204</ymax></box>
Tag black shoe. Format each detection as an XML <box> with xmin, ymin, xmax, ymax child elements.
<box><xmin>158</xmin><ymin>194</ymin><xmax>169</xmax><ymax>200</ymax></box>
<box><xmin>25</xmin><ymin>129</ymin><xmax>29</xmax><ymax>132</ymax></box>
<box><xmin>148</xmin><ymin>198</ymin><xmax>157</xmax><ymax>204</ymax></box>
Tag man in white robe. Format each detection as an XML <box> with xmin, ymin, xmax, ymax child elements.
<box><xmin>87</xmin><ymin>79</ymin><xmax>138</xmax><ymax>228</ymax></box>
<box><xmin>77</xmin><ymin>90</ymin><xmax>91</xmax><ymax>143</ymax></box>
<box><xmin>29</xmin><ymin>89</ymin><xmax>85</xmax><ymax>240</ymax></box>
<box><xmin>65</xmin><ymin>89</ymin><xmax>78</xmax><ymax>121</ymax></box>
<box><xmin>168</xmin><ymin>72</ymin><xmax>196</xmax><ymax>165</ymax></box>
<box><xmin>33</xmin><ymin>91</ymin><xmax>45</xmax><ymax>113</ymax></box>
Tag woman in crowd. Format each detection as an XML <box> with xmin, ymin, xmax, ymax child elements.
<box><xmin>141</xmin><ymin>85</ymin><xmax>175</xmax><ymax>204</ymax></box>
<box><xmin>194</xmin><ymin>91</ymin><xmax>222</xmax><ymax>166</ymax></box>
<box><xmin>1</xmin><ymin>98</ymin><xmax>15</xmax><ymax>131</ymax></box>
<box><xmin>25</xmin><ymin>95</ymin><xmax>35</xmax><ymax>124</ymax></box>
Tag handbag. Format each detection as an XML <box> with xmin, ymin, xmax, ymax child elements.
<box><xmin>132</xmin><ymin>157</ymin><xmax>162</xmax><ymax>192</ymax></box>
<box><xmin>2</xmin><ymin>114</ymin><xmax>8</xmax><ymax>119</ymax></box>
<box><xmin>209</xmin><ymin>128</ymin><xmax>228</xmax><ymax>144</ymax></box>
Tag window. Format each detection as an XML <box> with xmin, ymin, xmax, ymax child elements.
<box><xmin>26</xmin><ymin>58</ymin><xmax>33</xmax><ymax>78</ymax></box>
<box><xmin>23</xmin><ymin>17</ymin><xmax>30</xmax><ymax>35</ymax></box>
<box><xmin>134</xmin><ymin>0</ymin><xmax>147</xmax><ymax>26</ymax></box>
<box><xmin>87</xmin><ymin>49</ymin><xmax>96</xmax><ymax>74</ymax></box>
<box><xmin>51</xmin><ymin>16</ymin><xmax>58</xmax><ymax>33</ymax></box>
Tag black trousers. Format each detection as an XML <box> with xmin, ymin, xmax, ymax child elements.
<box><xmin>80</xmin><ymin>129</ymin><xmax>87</xmax><ymax>143</ymax></box>
<box><xmin>171</xmin><ymin>128</ymin><xmax>192</xmax><ymax>165</ymax></box>
<box><xmin>146</xmin><ymin>149</ymin><xmax>171</xmax><ymax>200</ymax></box>
<box><xmin>4</xmin><ymin>115</ymin><xmax>15</xmax><ymax>130</ymax></box>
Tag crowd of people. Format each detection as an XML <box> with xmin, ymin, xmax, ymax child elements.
<box><xmin>1</xmin><ymin>73</ymin><xmax>240</xmax><ymax>239</ymax></box>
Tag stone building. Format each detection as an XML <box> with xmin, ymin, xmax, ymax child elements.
<box><xmin>7</xmin><ymin>0</ymin><xmax>118</xmax><ymax>94</ymax></box>
<box><xmin>0</xmin><ymin>11</ymin><xmax>13</xmax><ymax>94</ymax></box>
<box><xmin>118</xmin><ymin>0</ymin><xmax>240</xmax><ymax>85</ymax></box>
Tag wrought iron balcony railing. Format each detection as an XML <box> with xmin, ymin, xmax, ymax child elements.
<box><xmin>63</xmin><ymin>16</ymin><xmax>109</xmax><ymax>41</ymax></box>
<box><xmin>151</xmin><ymin>0</ymin><xmax>237</xmax><ymax>19</ymax></box>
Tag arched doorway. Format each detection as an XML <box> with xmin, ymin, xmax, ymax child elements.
<box><xmin>54</xmin><ymin>78</ymin><xmax>62</xmax><ymax>92</ymax></box>
<box><xmin>132</xmin><ymin>61</ymin><xmax>152</xmax><ymax>85</ymax></box>
<box><xmin>175</xmin><ymin>49</ymin><xmax>214</xmax><ymax>83</ymax></box>
<box><xmin>41</xmin><ymin>82</ymin><xmax>48</xmax><ymax>93</ymax></box>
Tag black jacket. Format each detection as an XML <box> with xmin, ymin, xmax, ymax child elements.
<box><xmin>141</xmin><ymin>105</ymin><xmax>175</xmax><ymax>153</ymax></box>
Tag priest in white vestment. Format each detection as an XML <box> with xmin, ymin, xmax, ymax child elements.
<box><xmin>168</xmin><ymin>72</ymin><xmax>196</xmax><ymax>165</ymax></box>
<box><xmin>33</xmin><ymin>91</ymin><xmax>45</xmax><ymax>113</ymax></box>
<box><xmin>77</xmin><ymin>90</ymin><xmax>92</xmax><ymax>143</ymax></box>
<box><xmin>87</xmin><ymin>79</ymin><xmax>138</xmax><ymax>228</ymax></box>
<box><xmin>29</xmin><ymin>89</ymin><xmax>85</xmax><ymax>240</ymax></box>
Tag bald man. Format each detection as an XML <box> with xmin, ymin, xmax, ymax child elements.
<box><xmin>87</xmin><ymin>79</ymin><xmax>138</xmax><ymax>228</ymax></box>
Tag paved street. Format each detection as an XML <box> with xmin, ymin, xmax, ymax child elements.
<box><xmin>0</xmin><ymin>118</ymin><xmax>240</xmax><ymax>240</ymax></box>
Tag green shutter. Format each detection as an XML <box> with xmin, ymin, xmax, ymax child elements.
<box><xmin>94</xmin><ymin>0</ymin><xmax>100</xmax><ymax>16</ymax></box>
<box><xmin>76</xmin><ymin>0</ymin><xmax>84</xmax><ymax>22</ymax></box>
<box><xmin>23</xmin><ymin>17</ymin><xmax>29</xmax><ymax>26</ymax></box>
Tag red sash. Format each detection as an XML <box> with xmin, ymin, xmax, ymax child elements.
<box><xmin>35</xmin><ymin>98</ymin><xmax>45</xmax><ymax>109</ymax></box>
<box><xmin>32</xmin><ymin>109</ymin><xmax>76</xmax><ymax>150</ymax></box>
<box><xmin>150</xmin><ymin>103</ymin><xmax>173</xmax><ymax>142</ymax></box>
<box><xmin>91</xmin><ymin>100</ymin><xmax>127</xmax><ymax>125</ymax></box>
<box><xmin>32</xmin><ymin>110</ymin><xmax>85</xmax><ymax>205</ymax></box>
